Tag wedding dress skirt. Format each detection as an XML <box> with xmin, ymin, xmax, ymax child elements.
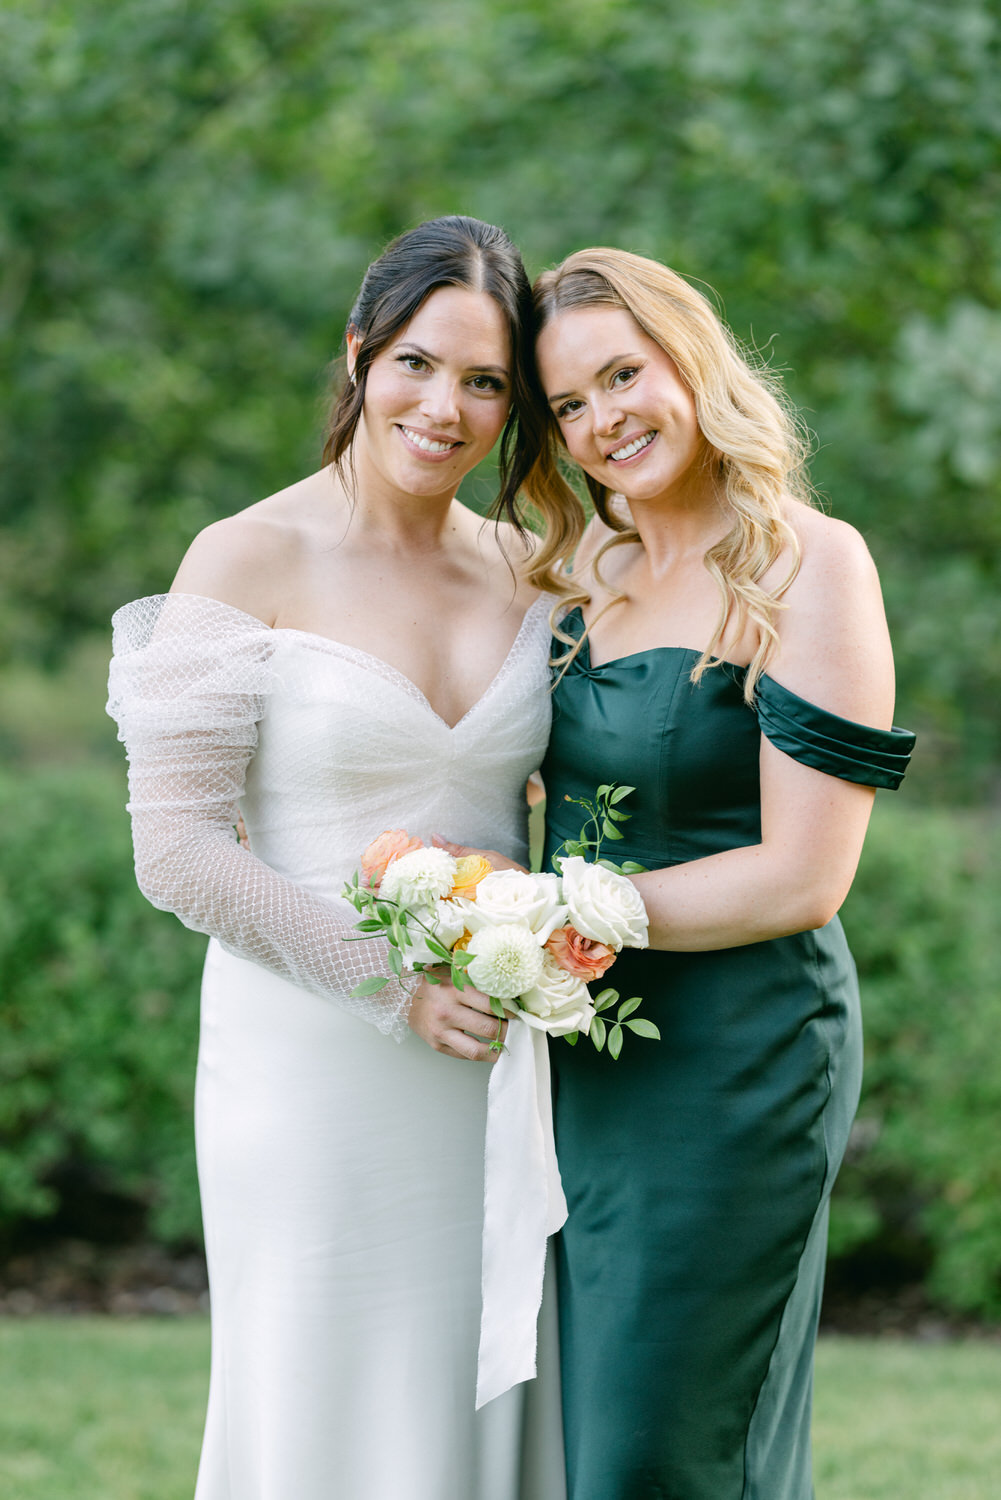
<box><xmin>108</xmin><ymin>593</ymin><xmax>565</xmax><ymax>1500</ymax></box>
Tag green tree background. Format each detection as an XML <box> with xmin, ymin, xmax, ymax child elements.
<box><xmin>1</xmin><ymin>0</ymin><xmax>999</xmax><ymax>1315</ymax></box>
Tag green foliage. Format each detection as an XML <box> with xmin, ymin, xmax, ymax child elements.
<box><xmin>0</xmin><ymin>767</ymin><xmax>205</xmax><ymax>1245</ymax></box>
<box><xmin>831</xmin><ymin>799</ymin><xmax>1001</xmax><ymax>1317</ymax></box>
<box><xmin>0</xmin><ymin>0</ymin><xmax>998</xmax><ymax>793</ymax></box>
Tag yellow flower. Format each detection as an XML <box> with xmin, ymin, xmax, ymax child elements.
<box><xmin>450</xmin><ymin>855</ymin><xmax>493</xmax><ymax>900</ymax></box>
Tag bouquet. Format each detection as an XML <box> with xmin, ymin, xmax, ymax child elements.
<box><xmin>343</xmin><ymin>786</ymin><xmax>660</xmax><ymax>1057</ymax></box>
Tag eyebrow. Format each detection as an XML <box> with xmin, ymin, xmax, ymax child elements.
<box><xmin>547</xmin><ymin>352</ymin><xmax>642</xmax><ymax>406</ymax></box>
<box><xmin>395</xmin><ymin>341</ymin><xmax>509</xmax><ymax>376</ymax></box>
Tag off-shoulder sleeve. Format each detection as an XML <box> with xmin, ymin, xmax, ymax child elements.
<box><xmin>107</xmin><ymin>594</ymin><xmax>417</xmax><ymax>1039</ymax></box>
<box><xmin>754</xmin><ymin>672</ymin><xmax>916</xmax><ymax>790</ymax></box>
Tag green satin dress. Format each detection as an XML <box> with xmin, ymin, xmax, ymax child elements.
<box><xmin>543</xmin><ymin>610</ymin><xmax>915</xmax><ymax>1500</ymax></box>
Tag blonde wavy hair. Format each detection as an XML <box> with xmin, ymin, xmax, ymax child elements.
<box><xmin>518</xmin><ymin>248</ymin><xmax>815</xmax><ymax>699</ymax></box>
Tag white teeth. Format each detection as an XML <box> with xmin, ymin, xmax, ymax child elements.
<box><xmin>610</xmin><ymin>431</ymin><xmax>655</xmax><ymax>461</ymax></box>
<box><xmin>401</xmin><ymin>426</ymin><xmax>458</xmax><ymax>454</ymax></box>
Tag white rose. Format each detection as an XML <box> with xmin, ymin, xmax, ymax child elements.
<box><xmin>456</xmin><ymin>870</ymin><xmax>567</xmax><ymax>945</ymax></box>
<box><xmin>380</xmin><ymin>846</ymin><xmax>457</xmax><ymax>908</ymax></box>
<box><xmin>465</xmin><ymin>923</ymin><xmax>546</xmax><ymax>1000</ymax></box>
<box><xmin>403</xmin><ymin>899</ymin><xmax>467</xmax><ymax>966</ymax></box>
<box><xmin>517</xmin><ymin>954</ymin><xmax>596</xmax><ymax>1037</ymax></box>
<box><xmin>561</xmin><ymin>856</ymin><xmax>649</xmax><ymax>951</ymax></box>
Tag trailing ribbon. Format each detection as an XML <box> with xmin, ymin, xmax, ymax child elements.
<box><xmin>476</xmin><ymin>1018</ymin><xmax>567</xmax><ymax>1409</ymax></box>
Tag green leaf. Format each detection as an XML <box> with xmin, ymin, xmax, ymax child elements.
<box><xmin>351</xmin><ymin>975</ymin><xmax>390</xmax><ymax>996</ymax></box>
<box><xmin>563</xmin><ymin>1031</ymin><xmax>579</xmax><ymax>1047</ymax></box>
<box><xmin>625</xmin><ymin>1018</ymin><xmax>661</xmax><ymax>1040</ymax></box>
<box><xmin>388</xmin><ymin>948</ymin><xmax>403</xmax><ymax>978</ymax></box>
<box><xmin>608</xmin><ymin>785</ymin><xmax>634</xmax><ymax>804</ymax></box>
<box><xmin>606</xmin><ymin>806</ymin><xmax>629</xmax><ymax>821</ymax></box>
<box><xmin>620</xmin><ymin>860</ymin><xmax>648</xmax><ymax>873</ymax></box>
<box><xmin>490</xmin><ymin>996</ymin><xmax>507</xmax><ymax>1021</ymax></box>
<box><xmin>596</xmin><ymin>858</ymin><xmax>623</xmax><ymax>872</ymax></box>
<box><xmin>608</xmin><ymin>1023</ymin><xmax>624</xmax><ymax>1059</ymax></box>
<box><xmin>354</xmin><ymin>918</ymin><xmax>385</xmax><ymax>933</ymax></box>
<box><xmin>602</xmin><ymin>820</ymin><xmax>624</xmax><ymax>840</ymax></box>
<box><xmin>451</xmin><ymin>968</ymin><xmax>468</xmax><ymax>991</ymax></box>
<box><xmin>451</xmin><ymin>948</ymin><xmax>474</xmax><ymax>967</ymax></box>
<box><xmin>617</xmin><ymin>996</ymin><xmax>642</xmax><ymax>1020</ymax></box>
<box><xmin>593</xmin><ymin>987</ymin><xmax>616</xmax><ymax>1008</ymax></box>
<box><xmin>590</xmin><ymin>1015</ymin><xmax>607</xmax><ymax>1051</ymax></box>
<box><xmin>596</xmin><ymin>784</ymin><xmax>612</xmax><ymax>798</ymax></box>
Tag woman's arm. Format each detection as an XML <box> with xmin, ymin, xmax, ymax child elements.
<box><xmin>633</xmin><ymin>514</ymin><xmax>895</xmax><ymax>950</ymax></box>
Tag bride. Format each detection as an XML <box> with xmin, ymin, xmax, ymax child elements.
<box><xmin>107</xmin><ymin>217</ymin><xmax>571</xmax><ymax>1500</ymax></box>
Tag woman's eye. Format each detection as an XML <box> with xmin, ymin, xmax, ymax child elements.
<box><xmin>556</xmin><ymin>399</ymin><xmax>583</xmax><ymax>420</ymax></box>
<box><xmin>611</xmin><ymin>366</ymin><xmax>638</xmax><ymax>386</ymax></box>
<box><xmin>397</xmin><ymin>354</ymin><xmax>428</xmax><ymax>372</ymax></box>
<box><xmin>469</xmin><ymin>374</ymin><xmax>505</xmax><ymax>392</ymax></box>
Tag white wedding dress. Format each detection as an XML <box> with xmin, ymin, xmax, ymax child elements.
<box><xmin>107</xmin><ymin>592</ymin><xmax>566</xmax><ymax>1500</ymax></box>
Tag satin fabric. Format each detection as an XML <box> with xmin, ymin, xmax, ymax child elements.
<box><xmin>542</xmin><ymin>611</ymin><xmax>914</xmax><ymax>1500</ymax></box>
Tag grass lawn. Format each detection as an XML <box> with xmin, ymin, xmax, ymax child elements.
<box><xmin>1</xmin><ymin>1321</ymin><xmax>999</xmax><ymax>1498</ymax></box>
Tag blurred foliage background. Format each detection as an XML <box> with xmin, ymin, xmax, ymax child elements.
<box><xmin>1</xmin><ymin>0</ymin><xmax>999</xmax><ymax>1317</ymax></box>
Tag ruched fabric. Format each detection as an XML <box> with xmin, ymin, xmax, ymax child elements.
<box><xmin>754</xmin><ymin>671</ymin><xmax>916</xmax><ymax>789</ymax></box>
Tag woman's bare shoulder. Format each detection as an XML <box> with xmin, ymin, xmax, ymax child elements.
<box><xmin>770</xmin><ymin>500</ymin><xmax>894</xmax><ymax>724</ymax></box>
<box><xmin>170</xmin><ymin>472</ymin><xmax>330</xmax><ymax>624</ymax></box>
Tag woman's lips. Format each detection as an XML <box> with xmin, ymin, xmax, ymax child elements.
<box><xmin>397</xmin><ymin>424</ymin><xmax>464</xmax><ymax>460</ymax></box>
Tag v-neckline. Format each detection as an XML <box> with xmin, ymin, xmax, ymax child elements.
<box><xmin>274</xmin><ymin>594</ymin><xmax>549</xmax><ymax>731</ymax></box>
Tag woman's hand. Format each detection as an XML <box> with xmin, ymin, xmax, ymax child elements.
<box><xmin>431</xmin><ymin>834</ymin><xmax>528</xmax><ymax>874</ymax></box>
<box><xmin>407</xmin><ymin>969</ymin><xmax>508</xmax><ymax>1061</ymax></box>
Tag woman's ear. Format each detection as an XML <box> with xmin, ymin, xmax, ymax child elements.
<box><xmin>345</xmin><ymin>327</ymin><xmax>361</xmax><ymax>384</ymax></box>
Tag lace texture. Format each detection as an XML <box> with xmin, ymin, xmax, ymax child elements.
<box><xmin>107</xmin><ymin>592</ymin><xmax>553</xmax><ymax>1040</ymax></box>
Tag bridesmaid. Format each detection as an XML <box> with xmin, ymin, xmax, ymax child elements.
<box><xmin>515</xmin><ymin>249</ymin><xmax>916</xmax><ymax>1499</ymax></box>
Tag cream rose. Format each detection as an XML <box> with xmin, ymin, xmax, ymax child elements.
<box><xmin>456</xmin><ymin>870</ymin><xmax>567</xmax><ymax>945</ymax></box>
<box><xmin>560</xmin><ymin>856</ymin><xmax>649</xmax><ymax>951</ymax></box>
<box><xmin>517</xmin><ymin>954</ymin><xmax>596</xmax><ymax>1037</ymax></box>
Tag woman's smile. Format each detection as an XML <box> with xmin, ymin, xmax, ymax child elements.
<box><xmin>396</xmin><ymin>424</ymin><xmax>465</xmax><ymax>460</ymax></box>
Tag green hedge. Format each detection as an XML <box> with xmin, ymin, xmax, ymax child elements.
<box><xmin>834</xmin><ymin>799</ymin><xmax>1001</xmax><ymax>1317</ymax></box>
<box><xmin>1</xmin><ymin>770</ymin><xmax>999</xmax><ymax>1318</ymax></box>
<box><xmin>0</xmin><ymin>767</ymin><xmax>205</xmax><ymax>1244</ymax></box>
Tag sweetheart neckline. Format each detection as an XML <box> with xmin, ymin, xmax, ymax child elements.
<box><xmin>266</xmin><ymin>594</ymin><xmax>549</xmax><ymax>731</ymax></box>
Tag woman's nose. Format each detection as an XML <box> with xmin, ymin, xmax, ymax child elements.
<box><xmin>591</xmin><ymin>395</ymin><xmax>625</xmax><ymax>437</ymax></box>
<box><xmin>420</xmin><ymin>376</ymin><xmax>462</xmax><ymax>425</ymax></box>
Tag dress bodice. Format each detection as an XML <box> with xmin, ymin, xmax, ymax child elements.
<box><xmin>543</xmin><ymin>609</ymin><xmax>915</xmax><ymax>869</ymax></box>
<box><xmin>108</xmin><ymin>591</ymin><xmax>552</xmax><ymax>1037</ymax></box>
<box><xmin>243</xmin><ymin>604</ymin><xmax>553</xmax><ymax>900</ymax></box>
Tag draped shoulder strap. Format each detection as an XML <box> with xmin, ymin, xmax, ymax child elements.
<box><xmin>754</xmin><ymin>673</ymin><xmax>916</xmax><ymax>790</ymax></box>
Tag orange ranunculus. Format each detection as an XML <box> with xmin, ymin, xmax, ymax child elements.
<box><xmin>452</xmin><ymin>930</ymin><xmax>473</xmax><ymax>953</ymax></box>
<box><xmin>450</xmin><ymin>854</ymin><xmax>494</xmax><ymax>900</ymax></box>
<box><xmin>544</xmin><ymin>925</ymin><xmax>617</xmax><ymax>983</ymax></box>
<box><xmin>361</xmin><ymin>829</ymin><xmax>424</xmax><ymax>889</ymax></box>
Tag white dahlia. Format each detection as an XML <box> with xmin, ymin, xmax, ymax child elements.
<box><xmin>379</xmin><ymin>846</ymin><xmax>457</xmax><ymax>907</ymax></box>
<box><xmin>466</xmin><ymin>923</ymin><xmax>546</xmax><ymax>1000</ymax></box>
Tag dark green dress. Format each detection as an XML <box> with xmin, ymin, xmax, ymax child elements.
<box><xmin>542</xmin><ymin>610</ymin><xmax>915</xmax><ymax>1500</ymax></box>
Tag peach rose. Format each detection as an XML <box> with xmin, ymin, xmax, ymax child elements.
<box><xmin>450</xmin><ymin>855</ymin><xmax>494</xmax><ymax>900</ymax></box>
<box><xmin>360</xmin><ymin>829</ymin><xmax>424</xmax><ymax>889</ymax></box>
<box><xmin>544</xmin><ymin>925</ymin><xmax>617</xmax><ymax>983</ymax></box>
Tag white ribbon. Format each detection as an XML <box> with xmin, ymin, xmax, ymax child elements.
<box><xmin>476</xmin><ymin>1017</ymin><xmax>567</xmax><ymax>1409</ymax></box>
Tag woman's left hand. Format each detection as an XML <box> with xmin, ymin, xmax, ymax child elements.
<box><xmin>431</xmin><ymin>834</ymin><xmax>528</xmax><ymax>874</ymax></box>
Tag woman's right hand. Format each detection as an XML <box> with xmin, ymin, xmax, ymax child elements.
<box><xmin>407</xmin><ymin>970</ymin><xmax>508</xmax><ymax>1061</ymax></box>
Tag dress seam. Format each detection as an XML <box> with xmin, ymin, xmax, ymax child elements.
<box><xmin>740</xmin><ymin>934</ymin><xmax>834</xmax><ymax>1500</ymax></box>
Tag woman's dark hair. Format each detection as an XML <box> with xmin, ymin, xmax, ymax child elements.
<box><xmin>322</xmin><ymin>215</ymin><xmax>548</xmax><ymax>533</ymax></box>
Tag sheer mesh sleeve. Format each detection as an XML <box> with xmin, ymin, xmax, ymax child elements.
<box><xmin>107</xmin><ymin>594</ymin><xmax>418</xmax><ymax>1040</ymax></box>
